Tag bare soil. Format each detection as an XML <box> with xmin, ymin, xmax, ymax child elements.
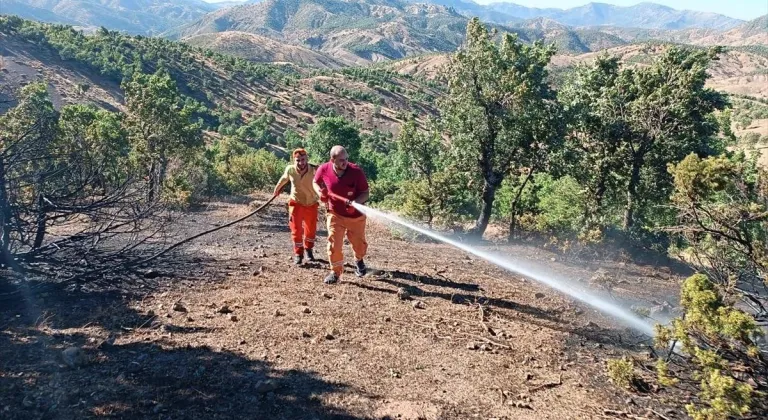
<box><xmin>1</xmin><ymin>194</ymin><xmax>691</xmax><ymax>419</ymax></box>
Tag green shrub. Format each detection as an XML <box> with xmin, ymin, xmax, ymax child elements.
<box><xmin>215</xmin><ymin>149</ymin><xmax>285</xmax><ymax>194</ymax></box>
<box><xmin>606</xmin><ymin>357</ymin><xmax>636</xmax><ymax>389</ymax></box>
<box><xmin>535</xmin><ymin>175</ymin><xmax>586</xmax><ymax>235</ymax></box>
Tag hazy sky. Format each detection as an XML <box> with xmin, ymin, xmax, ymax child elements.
<box><xmin>473</xmin><ymin>1</ymin><xmax>767</xmax><ymax>21</ymax></box>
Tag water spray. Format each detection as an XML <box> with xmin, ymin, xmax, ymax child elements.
<box><xmin>349</xmin><ymin>201</ymin><xmax>657</xmax><ymax>337</ymax></box>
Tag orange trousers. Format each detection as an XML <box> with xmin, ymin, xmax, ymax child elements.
<box><xmin>327</xmin><ymin>212</ymin><xmax>368</xmax><ymax>276</ymax></box>
<box><xmin>288</xmin><ymin>200</ymin><xmax>318</xmax><ymax>255</ymax></box>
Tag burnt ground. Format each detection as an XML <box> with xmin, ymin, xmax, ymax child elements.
<box><xmin>1</xmin><ymin>193</ymin><xmax>692</xmax><ymax>419</ymax></box>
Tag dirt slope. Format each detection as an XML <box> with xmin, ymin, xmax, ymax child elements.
<box><xmin>1</xmin><ymin>194</ymin><xmax>689</xmax><ymax>419</ymax></box>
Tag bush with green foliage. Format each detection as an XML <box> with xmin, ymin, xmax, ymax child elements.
<box><xmin>208</xmin><ymin>137</ymin><xmax>286</xmax><ymax>195</ymax></box>
<box><xmin>304</xmin><ymin>116</ymin><xmax>361</xmax><ymax>163</ymax></box>
<box><xmin>606</xmin><ymin>357</ymin><xmax>637</xmax><ymax>390</ymax></box>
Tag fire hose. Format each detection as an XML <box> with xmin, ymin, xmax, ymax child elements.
<box><xmin>135</xmin><ymin>194</ymin><xmax>278</xmax><ymax>267</ymax></box>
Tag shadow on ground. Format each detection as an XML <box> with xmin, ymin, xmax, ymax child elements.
<box><xmin>350</xmin><ymin>269</ymin><xmax>645</xmax><ymax>351</ymax></box>
<box><xmin>0</xmin><ymin>266</ymin><xmax>363</xmax><ymax>419</ymax></box>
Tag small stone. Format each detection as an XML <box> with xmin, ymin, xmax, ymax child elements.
<box><xmin>321</xmin><ymin>292</ymin><xmax>332</xmax><ymax>299</ymax></box>
<box><xmin>147</xmin><ymin>310</ymin><xmax>156</xmax><ymax>317</ymax></box>
<box><xmin>384</xmin><ymin>316</ymin><xmax>391</xmax><ymax>322</ymax></box>
<box><xmin>186</xmin><ymin>317</ymin><xmax>194</xmax><ymax>322</ymax></box>
<box><xmin>98</xmin><ymin>335</ymin><xmax>116</xmax><ymax>349</ymax></box>
<box><xmin>411</xmin><ymin>300</ymin><xmax>426</xmax><ymax>310</ymax></box>
<box><xmin>143</xmin><ymin>269</ymin><xmax>161</xmax><ymax>279</ymax></box>
<box><xmin>650</xmin><ymin>305</ymin><xmax>669</xmax><ymax>317</ymax></box>
<box><xmin>240</xmin><ymin>340</ymin><xmax>247</xmax><ymax>345</ymax></box>
<box><xmin>479</xmin><ymin>343</ymin><xmax>489</xmax><ymax>351</ymax></box>
<box><xmin>173</xmin><ymin>302</ymin><xmax>187</xmax><ymax>312</ymax></box>
<box><xmin>300</xmin><ymin>301</ymin><xmax>308</xmax><ymax>306</ymax></box>
<box><xmin>397</xmin><ymin>287</ymin><xmax>411</xmax><ymax>300</ymax></box>
<box><xmin>524</xmin><ymin>372</ymin><xmax>534</xmax><ymax>381</ymax></box>
<box><xmin>467</xmin><ymin>342</ymin><xmax>478</xmax><ymax>350</ymax></box>
<box><xmin>302</xmin><ymin>307</ymin><xmax>312</xmax><ymax>314</ymax></box>
<box><xmin>230</xmin><ymin>315</ymin><xmax>238</xmax><ymax>322</ymax></box>
<box><xmin>273</xmin><ymin>309</ymin><xmax>283</xmax><ymax>317</ymax></box>
<box><xmin>301</xmin><ymin>331</ymin><xmax>311</xmax><ymax>338</ymax></box>
<box><xmin>62</xmin><ymin>347</ymin><xmax>87</xmax><ymax>368</ymax></box>
<box><xmin>253</xmin><ymin>380</ymin><xmax>277</xmax><ymax>395</ymax></box>
<box><xmin>625</xmin><ymin>398</ymin><xmax>634</xmax><ymax>405</ymax></box>
<box><xmin>217</xmin><ymin>305</ymin><xmax>233</xmax><ymax>314</ymax></box>
<box><xmin>534</xmin><ymin>292</ymin><xmax>545</xmax><ymax>299</ymax></box>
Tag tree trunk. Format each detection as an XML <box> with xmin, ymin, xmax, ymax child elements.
<box><xmin>623</xmin><ymin>157</ymin><xmax>643</xmax><ymax>231</ymax></box>
<box><xmin>147</xmin><ymin>160</ymin><xmax>157</xmax><ymax>203</ymax></box>
<box><xmin>471</xmin><ymin>180</ymin><xmax>497</xmax><ymax>238</ymax></box>
<box><xmin>584</xmin><ymin>171</ymin><xmax>608</xmax><ymax>226</ymax></box>
<box><xmin>0</xmin><ymin>156</ymin><xmax>12</xmax><ymax>266</ymax></box>
<box><xmin>33</xmin><ymin>192</ymin><xmax>46</xmax><ymax>249</ymax></box>
<box><xmin>508</xmin><ymin>167</ymin><xmax>535</xmax><ymax>241</ymax></box>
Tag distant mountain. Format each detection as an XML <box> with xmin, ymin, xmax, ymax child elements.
<box><xmin>168</xmin><ymin>0</ymin><xmax>648</xmax><ymax>66</ymax></box>
<box><xmin>2</xmin><ymin>0</ymin><xmax>219</xmax><ymax>35</ymax></box>
<box><xmin>2</xmin><ymin>0</ymin><xmax>82</xmax><ymax>26</ymax></box>
<box><xmin>410</xmin><ymin>0</ymin><xmax>520</xmax><ymax>24</ymax></box>
<box><xmin>184</xmin><ymin>31</ymin><xmax>346</xmax><ymax>68</ymax></box>
<box><xmin>510</xmin><ymin>17</ymin><xmax>627</xmax><ymax>53</ymax></box>
<box><xmin>166</xmin><ymin>0</ymin><xmax>519</xmax><ymax>65</ymax></box>
<box><xmin>598</xmin><ymin>14</ymin><xmax>767</xmax><ymax>47</ymax></box>
<box><xmin>418</xmin><ymin>1</ymin><xmax>745</xmax><ymax>30</ymax></box>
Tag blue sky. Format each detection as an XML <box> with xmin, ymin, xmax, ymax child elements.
<box><xmin>473</xmin><ymin>1</ymin><xmax>767</xmax><ymax>20</ymax></box>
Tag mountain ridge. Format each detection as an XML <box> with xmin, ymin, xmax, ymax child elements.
<box><xmin>428</xmin><ymin>1</ymin><xmax>745</xmax><ymax>30</ymax></box>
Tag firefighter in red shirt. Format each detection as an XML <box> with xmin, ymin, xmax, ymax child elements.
<box><xmin>312</xmin><ymin>145</ymin><xmax>369</xmax><ymax>284</ymax></box>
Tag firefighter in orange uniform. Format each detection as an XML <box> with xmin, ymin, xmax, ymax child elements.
<box><xmin>272</xmin><ymin>148</ymin><xmax>319</xmax><ymax>265</ymax></box>
<box><xmin>312</xmin><ymin>145</ymin><xmax>370</xmax><ymax>284</ymax></box>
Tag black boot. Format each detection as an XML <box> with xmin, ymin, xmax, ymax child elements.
<box><xmin>355</xmin><ymin>259</ymin><xmax>367</xmax><ymax>277</ymax></box>
<box><xmin>305</xmin><ymin>249</ymin><xmax>315</xmax><ymax>262</ymax></box>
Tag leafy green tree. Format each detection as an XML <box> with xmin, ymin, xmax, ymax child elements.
<box><xmin>305</xmin><ymin>116</ymin><xmax>361</xmax><ymax>163</ymax></box>
<box><xmin>56</xmin><ymin>105</ymin><xmax>129</xmax><ymax>189</ymax></box>
<box><xmin>618</xmin><ymin>47</ymin><xmax>727</xmax><ymax>231</ymax></box>
<box><xmin>560</xmin><ymin>56</ymin><xmax>627</xmax><ymax>236</ymax></box>
<box><xmin>441</xmin><ymin>18</ymin><xmax>561</xmax><ymax>237</ymax></box>
<box><xmin>122</xmin><ymin>70</ymin><xmax>202</xmax><ymax>202</ymax></box>
<box><xmin>0</xmin><ymin>83</ymin><xmax>57</xmax><ymax>260</ymax></box>
<box><xmin>561</xmin><ymin>47</ymin><xmax>727</xmax><ymax>235</ymax></box>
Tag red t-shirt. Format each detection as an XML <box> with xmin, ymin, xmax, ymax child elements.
<box><xmin>313</xmin><ymin>161</ymin><xmax>369</xmax><ymax>218</ymax></box>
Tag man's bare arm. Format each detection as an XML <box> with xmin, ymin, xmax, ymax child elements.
<box><xmin>272</xmin><ymin>179</ymin><xmax>289</xmax><ymax>197</ymax></box>
<box><xmin>353</xmin><ymin>191</ymin><xmax>369</xmax><ymax>205</ymax></box>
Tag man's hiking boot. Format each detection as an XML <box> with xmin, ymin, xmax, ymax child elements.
<box><xmin>355</xmin><ymin>259</ymin><xmax>367</xmax><ymax>277</ymax></box>
<box><xmin>324</xmin><ymin>272</ymin><xmax>339</xmax><ymax>284</ymax></box>
<box><xmin>305</xmin><ymin>249</ymin><xmax>315</xmax><ymax>262</ymax></box>
<box><xmin>293</xmin><ymin>255</ymin><xmax>303</xmax><ymax>265</ymax></box>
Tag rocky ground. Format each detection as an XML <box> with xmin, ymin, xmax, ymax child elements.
<box><xmin>1</xmin><ymin>193</ymin><xmax>692</xmax><ymax>419</ymax></box>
